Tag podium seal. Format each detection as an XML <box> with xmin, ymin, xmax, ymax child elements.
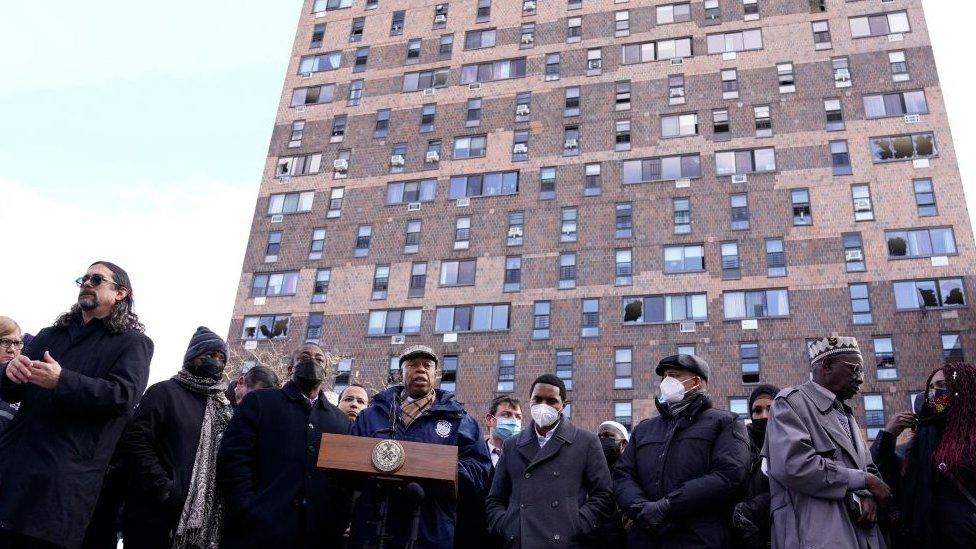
<box><xmin>371</xmin><ymin>439</ymin><xmax>406</xmax><ymax>473</ymax></box>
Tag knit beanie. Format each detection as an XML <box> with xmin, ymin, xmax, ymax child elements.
<box><xmin>184</xmin><ymin>326</ymin><xmax>228</xmax><ymax>365</ymax></box>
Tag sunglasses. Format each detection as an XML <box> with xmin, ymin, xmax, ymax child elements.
<box><xmin>75</xmin><ymin>274</ymin><xmax>121</xmax><ymax>288</ymax></box>
<box><xmin>0</xmin><ymin>338</ymin><xmax>24</xmax><ymax>351</ymax></box>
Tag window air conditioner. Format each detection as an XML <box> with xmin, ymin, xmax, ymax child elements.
<box><xmin>516</xmin><ymin>104</ymin><xmax>530</xmax><ymax>116</ymax></box>
<box><xmin>587</xmin><ymin>59</ymin><xmax>602</xmax><ymax>70</ymax></box>
<box><xmin>732</xmin><ymin>174</ymin><xmax>748</xmax><ymax>184</ymax></box>
<box><xmin>300</xmin><ymin>72</ymin><xmax>313</xmax><ymax>78</ymax></box>
<box><xmin>425</xmin><ymin>151</ymin><xmax>440</xmax><ymax>163</ymax></box>
<box><xmin>845</xmin><ymin>249</ymin><xmax>864</xmax><ymax>262</ymax></box>
<box><xmin>271</xmin><ymin>214</ymin><xmax>284</xmax><ymax>223</ymax></box>
<box><xmin>679</xmin><ymin>322</ymin><xmax>696</xmax><ymax>333</ymax></box>
<box><xmin>295</xmin><ymin>105</ymin><xmax>307</xmax><ymax>113</ymax></box>
<box><xmin>407</xmin><ymin>202</ymin><xmax>422</xmax><ymax>211</ymax></box>
<box><xmin>521</xmin><ymin>34</ymin><xmax>535</xmax><ymax>44</ymax></box>
<box><xmin>456</xmin><ymin>197</ymin><xmax>471</xmax><ymax>207</ymax></box>
<box><xmin>508</xmin><ymin>227</ymin><xmax>523</xmax><ymax>238</ymax></box>
<box><xmin>434</xmin><ymin>14</ymin><xmax>447</xmax><ymax>23</ymax></box>
<box><xmin>332</xmin><ymin>158</ymin><xmax>349</xmax><ymax>171</ymax></box>
<box><xmin>564</xmin><ymin>138</ymin><xmax>578</xmax><ymax>149</ymax></box>
<box><xmin>423</xmin><ymin>88</ymin><xmax>436</xmax><ymax>96</ymax></box>
<box><xmin>391</xmin><ymin>335</ymin><xmax>406</xmax><ymax>345</ymax></box>
<box><xmin>904</xmin><ymin>114</ymin><xmax>920</xmax><ymax>124</ymax></box>
<box><xmin>670</xmin><ymin>58</ymin><xmax>683</xmax><ymax>65</ymax></box>
<box><xmin>513</xmin><ymin>143</ymin><xmax>528</xmax><ymax>154</ymax></box>
<box><xmin>853</xmin><ymin>198</ymin><xmax>872</xmax><ymax>212</ymax></box>
<box><xmin>390</xmin><ymin>155</ymin><xmax>405</xmax><ymax>166</ymax></box>
<box><xmin>524</xmin><ymin>1</ymin><xmax>537</xmax><ymax>10</ymax></box>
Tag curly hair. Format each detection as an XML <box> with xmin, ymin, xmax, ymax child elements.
<box><xmin>932</xmin><ymin>362</ymin><xmax>976</xmax><ymax>474</ymax></box>
<box><xmin>54</xmin><ymin>261</ymin><xmax>144</xmax><ymax>335</ymax></box>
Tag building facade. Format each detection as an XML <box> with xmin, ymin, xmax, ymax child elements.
<box><xmin>230</xmin><ymin>0</ymin><xmax>975</xmax><ymax>435</ymax></box>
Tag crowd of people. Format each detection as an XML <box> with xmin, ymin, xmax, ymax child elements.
<box><xmin>0</xmin><ymin>260</ymin><xmax>974</xmax><ymax>549</ymax></box>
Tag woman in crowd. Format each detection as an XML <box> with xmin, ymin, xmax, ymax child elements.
<box><xmin>0</xmin><ymin>316</ymin><xmax>24</xmax><ymax>433</ymax></box>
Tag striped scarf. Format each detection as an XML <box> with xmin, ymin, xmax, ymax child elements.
<box><xmin>171</xmin><ymin>370</ymin><xmax>232</xmax><ymax>549</ymax></box>
<box><xmin>399</xmin><ymin>391</ymin><xmax>434</xmax><ymax>428</ymax></box>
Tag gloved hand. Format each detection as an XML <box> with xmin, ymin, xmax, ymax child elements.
<box><xmin>732</xmin><ymin>501</ymin><xmax>759</xmax><ymax>533</ymax></box>
<box><xmin>633</xmin><ymin>499</ymin><xmax>671</xmax><ymax>532</ymax></box>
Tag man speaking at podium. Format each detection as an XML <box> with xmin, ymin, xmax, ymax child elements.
<box><xmin>348</xmin><ymin>345</ymin><xmax>492</xmax><ymax>548</ymax></box>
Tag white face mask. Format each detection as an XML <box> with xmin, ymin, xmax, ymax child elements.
<box><xmin>658</xmin><ymin>376</ymin><xmax>695</xmax><ymax>404</ymax></box>
<box><xmin>531</xmin><ymin>403</ymin><xmax>560</xmax><ymax>428</ymax></box>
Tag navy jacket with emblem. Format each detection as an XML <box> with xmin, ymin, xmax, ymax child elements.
<box><xmin>348</xmin><ymin>386</ymin><xmax>492</xmax><ymax>549</ymax></box>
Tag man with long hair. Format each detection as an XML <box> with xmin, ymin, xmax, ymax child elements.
<box><xmin>0</xmin><ymin>261</ymin><xmax>154</xmax><ymax>548</ymax></box>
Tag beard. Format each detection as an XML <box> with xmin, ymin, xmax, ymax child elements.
<box><xmin>78</xmin><ymin>294</ymin><xmax>98</xmax><ymax>310</ymax></box>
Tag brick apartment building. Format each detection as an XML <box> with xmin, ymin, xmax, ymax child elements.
<box><xmin>229</xmin><ymin>0</ymin><xmax>975</xmax><ymax>436</ymax></box>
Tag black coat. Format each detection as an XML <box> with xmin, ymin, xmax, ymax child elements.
<box><xmin>118</xmin><ymin>379</ymin><xmax>208</xmax><ymax>543</ymax></box>
<box><xmin>732</xmin><ymin>422</ymin><xmax>771</xmax><ymax>548</ymax></box>
<box><xmin>486</xmin><ymin>419</ymin><xmax>615</xmax><ymax>549</ymax></box>
<box><xmin>216</xmin><ymin>381</ymin><xmax>352</xmax><ymax>548</ymax></box>
<box><xmin>613</xmin><ymin>394</ymin><xmax>750</xmax><ymax>549</ymax></box>
<box><xmin>0</xmin><ymin>318</ymin><xmax>153</xmax><ymax>549</ymax></box>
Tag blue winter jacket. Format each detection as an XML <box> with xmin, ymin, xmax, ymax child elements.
<box><xmin>348</xmin><ymin>386</ymin><xmax>492</xmax><ymax>548</ymax></box>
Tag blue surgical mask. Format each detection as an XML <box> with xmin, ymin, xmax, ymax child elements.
<box><xmin>494</xmin><ymin>417</ymin><xmax>522</xmax><ymax>440</ymax></box>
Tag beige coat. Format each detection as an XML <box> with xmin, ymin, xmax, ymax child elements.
<box><xmin>763</xmin><ymin>381</ymin><xmax>885</xmax><ymax>549</ymax></box>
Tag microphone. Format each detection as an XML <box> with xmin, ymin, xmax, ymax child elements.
<box><xmin>405</xmin><ymin>482</ymin><xmax>425</xmax><ymax>548</ymax></box>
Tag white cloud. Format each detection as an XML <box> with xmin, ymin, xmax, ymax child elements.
<box><xmin>0</xmin><ymin>177</ymin><xmax>254</xmax><ymax>384</ymax></box>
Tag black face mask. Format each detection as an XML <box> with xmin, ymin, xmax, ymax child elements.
<box><xmin>601</xmin><ymin>438</ymin><xmax>622</xmax><ymax>467</ymax></box>
<box><xmin>189</xmin><ymin>357</ymin><xmax>225</xmax><ymax>381</ymax></box>
<box><xmin>748</xmin><ymin>418</ymin><xmax>768</xmax><ymax>446</ymax></box>
<box><xmin>293</xmin><ymin>359</ymin><xmax>325</xmax><ymax>384</ymax></box>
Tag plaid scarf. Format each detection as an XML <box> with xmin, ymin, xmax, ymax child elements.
<box><xmin>399</xmin><ymin>391</ymin><xmax>434</xmax><ymax>428</ymax></box>
<box><xmin>171</xmin><ymin>370</ymin><xmax>232</xmax><ymax>549</ymax></box>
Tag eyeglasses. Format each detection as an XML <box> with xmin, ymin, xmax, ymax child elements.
<box><xmin>0</xmin><ymin>338</ymin><xmax>24</xmax><ymax>351</ymax></box>
<box><xmin>840</xmin><ymin>361</ymin><xmax>865</xmax><ymax>378</ymax></box>
<box><xmin>75</xmin><ymin>274</ymin><xmax>121</xmax><ymax>288</ymax></box>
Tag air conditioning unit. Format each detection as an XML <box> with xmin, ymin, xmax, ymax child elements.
<box><xmin>845</xmin><ymin>249</ymin><xmax>864</xmax><ymax>262</ymax></box>
<box><xmin>679</xmin><ymin>322</ymin><xmax>696</xmax><ymax>333</ymax></box>
<box><xmin>425</xmin><ymin>151</ymin><xmax>440</xmax><ymax>163</ymax></box>
<box><xmin>516</xmin><ymin>104</ymin><xmax>530</xmax><ymax>116</ymax></box>
<box><xmin>513</xmin><ymin>143</ymin><xmax>528</xmax><ymax>154</ymax></box>
<box><xmin>300</xmin><ymin>72</ymin><xmax>313</xmax><ymax>78</ymax></box>
<box><xmin>564</xmin><ymin>138</ymin><xmax>579</xmax><ymax>149</ymax></box>
<box><xmin>468</xmin><ymin>83</ymin><xmax>481</xmax><ymax>90</ymax></box>
<box><xmin>853</xmin><ymin>198</ymin><xmax>872</xmax><ymax>212</ymax></box>
<box><xmin>587</xmin><ymin>59</ymin><xmax>602</xmax><ymax>70</ymax></box>
<box><xmin>270</xmin><ymin>214</ymin><xmax>284</xmax><ymax>223</ymax></box>
<box><xmin>390</xmin><ymin>155</ymin><xmax>405</xmax><ymax>166</ymax></box>
<box><xmin>295</xmin><ymin>105</ymin><xmax>307</xmax><ymax>113</ymax></box>
<box><xmin>434</xmin><ymin>14</ymin><xmax>447</xmax><ymax>23</ymax></box>
<box><xmin>391</xmin><ymin>335</ymin><xmax>406</xmax><ymax>345</ymax></box>
<box><xmin>523</xmin><ymin>0</ymin><xmax>537</xmax><ymax>10</ymax></box>
<box><xmin>332</xmin><ymin>158</ymin><xmax>349</xmax><ymax>171</ymax></box>
<box><xmin>732</xmin><ymin>174</ymin><xmax>748</xmax><ymax>184</ymax></box>
<box><xmin>422</xmin><ymin>88</ymin><xmax>436</xmax><ymax>96</ymax></box>
<box><xmin>904</xmin><ymin>114</ymin><xmax>921</xmax><ymax>124</ymax></box>
<box><xmin>521</xmin><ymin>34</ymin><xmax>535</xmax><ymax>44</ymax></box>
<box><xmin>670</xmin><ymin>58</ymin><xmax>683</xmax><ymax>66</ymax></box>
<box><xmin>508</xmin><ymin>227</ymin><xmax>523</xmax><ymax>238</ymax></box>
<box><xmin>456</xmin><ymin>197</ymin><xmax>471</xmax><ymax>207</ymax></box>
<box><xmin>407</xmin><ymin>202</ymin><xmax>422</xmax><ymax>211</ymax></box>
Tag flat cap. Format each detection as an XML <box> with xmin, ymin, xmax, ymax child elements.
<box><xmin>398</xmin><ymin>345</ymin><xmax>439</xmax><ymax>367</ymax></box>
<box><xmin>655</xmin><ymin>354</ymin><xmax>710</xmax><ymax>382</ymax></box>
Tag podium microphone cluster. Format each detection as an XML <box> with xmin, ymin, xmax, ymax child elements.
<box><xmin>405</xmin><ymin>482</ymin><xmax>425</xmax><ymax>549</ymax></box>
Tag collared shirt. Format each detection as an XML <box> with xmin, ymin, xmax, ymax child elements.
<box><xmin>486</xmin><ymin>438</ymin><xmax>503</xmax><ymax>467</ymax></box>
<box><xmin>810</xmin><ymin>381</ymin><xmax>865</xmax><ymax>490</ymax></box>
<box><xmin>536</xmin><ymin>421</ymin><xmax>559</xmax><ymax>448</ymax></box>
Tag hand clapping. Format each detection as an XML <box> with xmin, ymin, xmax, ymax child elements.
<box><xmin>3</xmin><ymin>352</ymin><xmax>61</xmax><ymax>390</ymax></box>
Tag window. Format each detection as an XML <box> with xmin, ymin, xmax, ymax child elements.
<box><xmin>568</xmin><ymin>0</ymin><xmax>582</xmax><ymax>10</ymax></box>
<box><xmin>434</xmin><ymin>304</ymin><xmax>508</xmax><ymax>333</ymax></box>
<box><xmin>515</xmin><ymin>92</ymin><xmax>531</xmax><ymax>122</ymax></box>
<box><xmin>624</xmin><ymin>293</ymin><xmax>708</xmax><ymax>323</ymax></box>
<box><xmin>721</xmin><ymin>69</ymin><xmax>739</xmax><ymax>99</ymax></box>
<box><xmin>616</xmin><ymin>202</ymin><xmax>633</xmax><ymax>238</ymax></box>
<box><xmin>832</xmin><ymin>57</ymin><xmax>851</xmax><ymax>87</ymax></box>
<box><xmin>716</xmin><ymin>148</ymin><xmax>776</xmax><ymax>176</ymax></box>
<box><xmin>616</xmin><ymin>80</ymin><xmax>631</xmax><ymax>110</ymax></box>
<box><xmin>662</xmin><ymin>113</ymin><xmax>699</xmax><ymax>138</ymax></box>
<box><xmin>559</xmin><ymin>253</ymin><xmax>577</xmax><ymax>289</ymax></box>
<box><xmin>433</xmin><ymin>3</ymin><xmax>448</xmax><ymax>28</ymax></box>
<box><xmin>706</xmin><ymin>29</ymin><xmax>763</xmax><ymax>54</ymax></box>
<box><xmin>843</xmin><ymin>233</ymin><xmax>866</xmax><ymax>273</ymax></box>
<box><xmin>265</xmin><ymin>231</ymin><xmax>282</xmax><ymax>260</ymax></box>
<box><xmin>890</xmin><ymin>51</ymin><xmax>910</xmax><ymax>82</ymax></box>
<box><xmin>893</xmin><ymin>278</ymin><xmax>966</xmax><ymax>310</ymax></box>
<box><xmin>460</xmin><ymin>58</ymin><xmax>526</xmax><ymax>84</ymax></box>
<box><xmin>871</xmin><ymin>132</ymin><xmax>936</xmax><ymax>163</ymax></box>
<box><xmin>812</xmin><ymin>20</ymin><xmax>831</xmax><ymax>49</ymax></box>
<box><xmin>409</xmin><ymin>262</ymin><xmax>427</xmax><ymax>298</ymax></box>
<box><xmin>621</xmin><ymin>37</ymin><xmax>693</xmax><ymax>64</ymax></box>
<box><xmin>730</xmin><ymin>193</ymin><xmax>749</xmax><ymax>230</ymax></box>
<box><xmin>825</xmin><ymin>99</ymin><xmax>845</xmax><ymax>131</ymax></box>
<box><xmin>864</xmin><ymin>91</ymin><xmax>928</xmax><ymax>119</ymax></box>
<box><xmin>743</xmin><ymin>0</ymin><xmax>759</xmax><ymax>19</ymax></box>
<box><xmin>507</xmin><ymin>211</ymin><xmax>524</xmax><ymax>246</ymax></box>
<box><xmin>622</xmin><ymin>154</ymin><xmax>701</xmax><ymax>184</ymax></box>
<box><xmin>367</xmin><ymin>308</ymin><xmax>422</xmax><ymax>335</ymax></box>
<box><xmin>390</xmin><ymin>10</ymin><xmax>405</xmax><ymax>36</ymax></box>
<box><xmin>874</xmin><ymin>337</ymin><xmax>897</xmax><ymax>380</ymax></box>
<box><xmin>615</xmin><ymin>120</ymin><xmax>631</xmax><ymax>152</ymax></box>
<box><xmin>704</xmin><ymin>0</ymin><xmax>720</xmax><ymax>20</ymax></box>
<box><xmin>504</xmin><ymin>256</ymin><xmax>522</xmax><ymax>292</ymax></box>
<box><xmin>614</xmin><ymin>402</ymin><xmax>633</xmax><ymax>431</ymax></box>
<box><xmin>615</xmin><ymin>10</ymin><xmax>630</xmax><ymax>36</ymax></box>
<box><xmin>349</xmin><ymin>17</ymin><xmax>364</xmax><ymax>42</ymax></box>
<box><xmin>466</xmin><ymin>98</ymin><xmax>482</xmax><ymax>127</ymax></box>
<box><xmin>520</xmin><ymin>23</ymin><xmax>535</xmax><ymax>48</ymax></box>
<box><xmin>533</xmin><ymin>301</ymin><xmax>551</xmax><ymax>339</ymax></box>
<box><xmin>267</xmin><ymin>191</ymin><xmax>314</xmax><ymax>216</ymax></box>
<box><xmin>851</xmin><ymin>184</ymin><xmax>874</xmax><ymax>222</ymax></box>
<box><xmin>740</xmin><ymin>342</ymin><xmax>760</xmax><ymax>383</ymax></box>
<box><xmin>791</xmin><ymin>189</ymin><xmax>812</xmax><ymax>226</ymax></box>
<box><xmin>850</xmin><ymin>11</ymin><xmax>911</xmax><ymax>39</ymax></box>
<box><xmin>777</xmin><ymin>63</ymin><xmax>795</xmax><ymax>93</ymax></box>
<box><xmin>754</xmin><ymin>106</ymin><xmax>772</xmax><ymax>137</ymax></box>
<box><xmin>305</xmin><ymin>313</ymin><xmax>324</xmax><ymax>342</ymax></box>
<box><xmin>454</xmin><ymin>217</ymin><xmax>471</xmax><ymax>249</ymax></box>
<box><xmin>347</xmin><ymin>79</ymin><xmax>363</xmax><ymax>106</ymax></box>
<box><xmin>582</xmin><ymin>299</ymin><xmax>599</xmax><ymax>337</ymax></box>
<box><xmin>664</xmin><ymin>244</ymin><xmax>704</xmax><ymax>273</ymax></box>
<box><xmin>353</xmin><ymin>47</ymin><xmax>369</xmax><ymax>72</ymax></box>
<box><xmin>250</xmin><ymin>272</ymin><xmax>299</xmax><ymax>297</ymax></box>
<box><xmin>476</xmin><ymin>0</ymin><xmax>491</xmax><ymax>22</ymax></box>
<box><xmin>417</xmin><ymin>104</ymin><xmax>436</xmax><ymax>133</ymax></box>
<box><xmin>439</xmin><ymin>355</ymin><xmax>458</xmax><ymax>391</ymax></box>
<box><xmin>241</xmin><ymin>314</ymin><xmax>290</xmax><ymax>340</ymax></box>
<box><xmin>326</xmin><ymin>187</ymin><xmax>343</xmax><ymax>217</ymax></box>
<box><xmin>539</xmin><ymin>167</ymin><xmax>556</xmax><ymax>200</ymax></box>
<box><xmin>291</xmin><ymin>84</ymin><xmax>336</xmax><ymax>107</ymax></box>
<box><xmin>942</xmin><ymin>333</ymin><xmax>965</xmax><ymax>363</ymax></box>
<box><xmin>729</xmin><ymin>398</ymin><xmax>749</xmax><ymax>420</ymax></box>
<box><xmin>497</xmin><ymin>352</ymin><xmax>515</xmax><ymax>392</ymax></box>
<box><xmin>673</xmin><ymin>198</ymin><xmax>691</xmax><ymax>234</ymax></box>
<box><xmin>579</xmin><ymin>163</ymin><xmax>601</xmax><ymax>197</ymax></box>
<box><xmin>439</xmin><ymin>34</ymin><xmax>453</xmax><ymax>54</ymax></box>
<box><xmin>657</xmin><ymin>3</ymin><xmax>691</xmax><ymax>24</ymax></box>
<box><xmin>615</xmin><ymin>249</ymin><xmax>633</xmax><ymax>286</ymax></box>
<box><xmin>453</xmin><ymin>135</ymin><xmax>487</xmax><ymax>159</ymax></box>
<box><xmin>312</xmin><ymin>0</ymin><xmax>351</xmax><ymax>12</ymax></box>
<box><xmin>330</xmin><ymin>115</ymin><xmax>347</xmax><ymax>142</ymax></box>
<box><xmin>565</xmin><ymin>86</ymin><xmax>580</xmax><ymax>117</ymax></box>
<box><xmin>404</xmin><ymin>220</ymin><xmax>421</xmax><ymax>254</ymax></box>
<box><xmin>373</xmin><ymin>109</ymin><xmax>390</xmax><ymax>138</ymax></box>
<box><xmin>298</xmin><ymin>51</ymin><xmax>341</xmax><ymax>74</ymax></box>
<box><xmin>850</xmin><ymin>283</ymin><xmax>873</xmax><ymax>324</ymax></box>
<box><xmin>713</xmin><ymin>109</ymin><xmax>730</xmax><ymax>140</ymax></box>
<box><xmin>721</xmin><ymin>242</ymin><xmax>740</xmax><ymax>279</ymax></box>
<box><xmin>276</xmin><ymin>153</ymin><xmax>322</xmax><ymax>177</ymax></box>
<box><xmin>864</xmin><ymin>395</ymin><xmax>885</xmax><ymax>440</ymax></box>
<box><xmin>388</xmin><ymin>179</ymin><xmax>436</xmax><ymax>205</ymax></box>
<box><xmin>886</xmin><ymin>227</ymin><xmax>956</xmax><ymax>258</ymax></box>
<box><xmin>614</xmin><ymin>348</ymin><xmax>633</xmax><ymax>389</ymax></box>
<box><xmin>464</xmin><ymin>28</ymin><xmax>496</xmax><ymax>50</ymax></box>
<box><xmin>522</xmin><ymin>0</ymin><xmax>535</xmax><ymax>15</ymax></box>
<box><xmin>449</xmin><ymin>171</ymin><xmax>519</xmax><ymax>199</ymax></box>
<box><xmin>545</xmin><ymin>53</ymin><xmax>561</xmax><ymax>81</ymax></box>
<box><xmin>365</xmin><ymin>0</ymin><xmax>377</xmax><ymax>9</ymax></box>
<box><xmin>914</xmin><ymin>179</ymin><xmax>937</xmax><ymax>216</ymax></box>
<box><xmin>830</xmin><ymin>140</ymin><xmax>852</xmax><ymax>176</ymax></box>
<box><xmin>372</xmin><ymin>265</ymin><xmax>390</xmax><ymax>300</ymax></box>
<box><xmin>563</xmin><ymin>126</ymin><xmax>579</xmax><ymax>156</ymax></box>
<box><xmin>559</xmin><ymin>207</ymin><xmax>578</xmax><ymax>242</ymax></box>
<box><xmin>440</xmin><ymin>259</ymin><xmax>477</xmax><ymax>286</ymax></box>
<box><xmin>567</xmin><ymin>17</ymin><xmax>582</xmax><ymax>41</ymax></box>
<box><xmin>309</xmin><ymin>228</ymin><xmax>326</xmax><ymax>260</ymax></box>
<box><xmin>766</xmin><ymin>238</ymin><xmax>786</xmax><ymax>277</ymax></box>
<box><xmin>403</xmin><ymin>69</ymin><xmax>450</xmax><ymax>93</ymax></box>
<box><xmin>555</xmin><ymin>351</ymin><xmax>574</xmax><ymax>390</ymax></box>
<box><xmin>353</xmin><ymin>225</ymin><xmax>372</xmax><ymax>257</ymax></box>
<box><xmin>723</xmin><ymin>289</ymin><xmax>790</xmax><ymax>319</ymax></box>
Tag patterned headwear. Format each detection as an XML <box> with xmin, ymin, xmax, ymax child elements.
<box><xmin>808</xmin><ymin>335</ymin><xmax>861</xmax><ymax>365</ymax></box>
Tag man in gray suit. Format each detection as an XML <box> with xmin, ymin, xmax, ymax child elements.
<box><xmin>765</xmin><ymin>336</ymin><xmax>891</xmax><ymax>549</ymax></box>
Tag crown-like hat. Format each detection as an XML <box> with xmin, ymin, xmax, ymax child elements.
<box><xmin>808</xmin><ymin>335</ymin><xmax>861</xmax><ymax>364</ymax></box>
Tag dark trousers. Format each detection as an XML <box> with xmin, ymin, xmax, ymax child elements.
<box><xmin>0</xmin><ymin>531</ymin><xmax>65</xmax><ymax>549</ymax></box>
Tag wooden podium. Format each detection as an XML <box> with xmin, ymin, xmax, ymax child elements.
<box><xmin>317</xmin><ymin>433</ymin><xmax>458</xmax><ymax>490</ymax></box>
